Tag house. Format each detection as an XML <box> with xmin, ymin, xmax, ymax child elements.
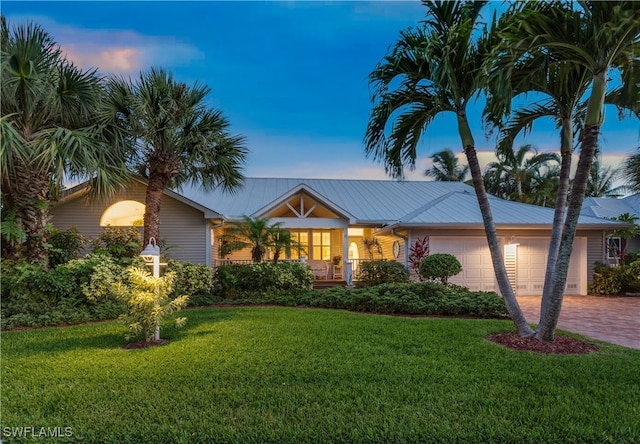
<box><xmin>51</xmin><ymin>177</ymin><xmax>627</xmax><ymax>296</ymax></box>
<box><xmin>582</xmin><ymin>195</ymin><xmax>640</xmax><ymax>263</ymax></box>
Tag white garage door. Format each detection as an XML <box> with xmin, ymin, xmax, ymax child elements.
<box><xmin>430</xmin><ymin>236</ymin><xmax>587</xmax><ymax>296</ymax></box>
<box><xmin>516</xmin><ymin>237</ymin><xmax>586</xmax><ymax>296</ymax></box>
<box><xmin>430</xmin><ymin>237</ymin><xmax>497</xmax><ymax>292</ymax></box>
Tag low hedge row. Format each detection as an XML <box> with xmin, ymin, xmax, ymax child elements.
<box><xmin>221</xmin><ymin>282</ymin><xmax>508</xmax><ymax>319</ymax></box>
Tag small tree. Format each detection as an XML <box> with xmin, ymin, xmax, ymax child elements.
<box><xmin>115</xmin><ymin>267</ymin><xmax>188</xmax><ymax>343</ymax></box>
<box><xmin>363</xmin><ymin>237</ymin><xmax>383</xmax><ymax>260</ymax></box>
<box><xmin>408</xmin><ymin>237</ymin><xmax>430</xmax><ymax>279</ymax></box>
<box><xmin>419</xmin><ymin>253</ymin><xmax>462</xmax><ymax>285</ymax></box>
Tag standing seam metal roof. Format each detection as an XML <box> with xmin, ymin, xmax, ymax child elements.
<box><xmin>176</xmin><ymin>177</ymin><xmax>623</xmax><ymax>227</ymax></box>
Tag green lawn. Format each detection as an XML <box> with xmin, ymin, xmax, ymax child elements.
<box><xmin>2</xmin><ymin>307</ymin><xmax>639</xmax><ymax>443</ymax></box>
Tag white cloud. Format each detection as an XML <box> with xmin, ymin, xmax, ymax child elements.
<box><xmin>6</xmin><ymin>15</ymin><xmax>202</xmax><ymax>76</ymax></box>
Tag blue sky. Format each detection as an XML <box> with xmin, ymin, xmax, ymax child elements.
<box><xmin>3</xmin><ymin>1</ymin><xmax>638</xmax><ymax>181</ymax></box>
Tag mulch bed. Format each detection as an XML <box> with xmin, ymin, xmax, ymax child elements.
<box><xmin>488</xmin><ymin>332</ymin><xmax>600</xmax><ymax>354</ymax></box>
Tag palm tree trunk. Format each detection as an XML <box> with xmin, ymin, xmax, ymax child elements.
<box><xmin>12</xmin><ymin>163</ymin><xmax>51</xmax><ymax>263</ymax></box>
<box><xmin>538</xmin><ymin>71</ymin><xmax>607</xmax><ymax>341</ymax></box>
<box><xmin>538</xmin><ymin>119</ymin><xmax>573</xmax><ymax>329</ymax></box>
<box><xmin>143</xmin><ymin>172</ymin><xmax>168</xmax><ymax>247</ymax></box>
<box><xmin>458</xmin><ymin>113</ymin><xmax>533</xmax><ymax>336</ymax></box>
<box><xmin>537</xmin><ymin>124</ymin><xmax>599</xmax><ymax>341</ymax></box>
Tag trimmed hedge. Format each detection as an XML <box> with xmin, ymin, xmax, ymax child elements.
<box><xmin>214</xmin><ymin>262</ymin><xmax>314</xmax><ymax>297</ymax></box>
<box><xmin>222</xmin><ymin>281</ymin><xmax>508</xmax><ymax>318</ymax></box>
<box><xmin>357</xmin><ymin>260</ymin><xmax>410</xmax><ymax>287</ymax></box>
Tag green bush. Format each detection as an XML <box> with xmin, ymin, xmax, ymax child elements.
<box><xmin>223</xmin><ymin>281</ymin><xmax>508</xmax><ymax>318</ymax></box>
<box><xmin>357</xmin><ymin>260</ymin><xmax>410</xmax><ymax>287</ymax></box>
<box><xmin>590</xmin><ymin>261</ymin><xmax>640</xmax><ymax>295</ymax></box>
<box><xmin>0</xmin><ymin>256</ymin><xmax>129</xmax><ymax>330</ymax></box>
<box><xmin>214</xmin><ymin>262</ymin><xmax>313</xmax><ymax>297</ymax></box>
<box><xmin>46</xmin><ymin>226</ymin><xmax>86</xmax><ymax>266</ymax></box>
<box><xmin>419</xmin><ymin>253</ymin><xmax>462</xmax><ymax>284</ymax></box>
<box><xmin>166</xmin><ymin>260</ymin><xmax>213</xmax><ymax>300</ymax></box>
<box><xmin>91</xmin><ymin>226</ymin><xmax>142</xmax><ymax>258</ymax></box>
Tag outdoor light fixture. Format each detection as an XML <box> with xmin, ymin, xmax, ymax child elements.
<box><xmin>510</xmin><ymin>236</ymin><xmax>520</xmax><ymax>246</ymax></box>
<box><xmin>140</xmin><ymin>237</ymin><xmax>160</xmax><ymax>278</ymax></box>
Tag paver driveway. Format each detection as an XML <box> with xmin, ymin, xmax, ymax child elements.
<box><xmin>516</xmin><ymin>296</ymin><xmax>640</xmax><ymax>349</ymax></box>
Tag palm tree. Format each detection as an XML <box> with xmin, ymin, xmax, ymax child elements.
<box><xmin>585</xmin><ymin>152</ymin><xmax>626</xmax><ymax>197</ymax></box>
<box><xmin>495</xmin><ymin>1</ymin><xmax>639</xmax><ymax>341</ymax></box>
<box><xmin>105</xmin><ymin>68</ymin><xmax>248</xmax><ymax>246</ymax></box>
<box><xmin>364</xmin><ymin>1</ymin><xmax>533</xmax><ymax>336</ymax></box>
<box><xmin>425</xmin><ymin>149</ymin><xmax>469</xmax><ymax>181</ymax></box>
<box><xmin>484</xmin><ymin>144</ymin><xmax>559</xmax><ymax>203</ymax></box>
<box><xmin>220</xmin><ymin>216</ymin><xmax>302</xmax><ymax>263</ymax></box>
<box><xmin>1</xmin><ymin>18</ymin><xmax>129</xmax><ymax>263</ymax></box>
<box><xmin>621</xmin><ymin>146</ymin><xmax>640</xmax><ymax>193</ymax></box>
<box><xmin>221</xmin><ymin>216</ymin><xmax>276</xmax><ymax>263</ymax></box>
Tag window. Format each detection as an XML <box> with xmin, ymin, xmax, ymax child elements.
<box><xmin>312</xmin><ymin>231</ymin><xmax>331</xmax><ymax>261</ymax></box>
<box><xmin>290</xmin><ymin>231</ymin><xmax>309</xmax><ymax>260</ymax></box>
<box><xmin>100</xmin><ymin>200</ymin><xmax>145</xmax><ymax>226</ymax></box>
<box><xmin>607</xmin><ymin>237</ymin><xmax>621</xmax><ymax>260</ymax></box>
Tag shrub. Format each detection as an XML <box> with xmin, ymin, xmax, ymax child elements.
<box><xmin>0</xmin><ymin>256</ymin><xmax>129</xmax><ymax>330</ymax></box>
<box><xmin>590</xmin><ymin>261</ymin><xmax>640</xmax><ymax>295</ymax></box>
<box><xmin>46</xmin><ymin>226</ymin><xmax>86</xmax><ymax>267</ymax></box>
<box><xmin>91</xmin><ymin>226</ymin><xmax>142</xmax><ymax>259</ymax></box>
<box><xmin>222</xmin><ymin>281</ymin><xmax>508</xmax><ymax>318</ymax></box>
<box><xmin>408</xmin><ymin>237</ymin><xmax>430</xmax><ymax>278</ymax></box>
<box><xmin>166</xmin><ymin>260</ymin><xmax>213</xmax><ymax>300</ymax></box>
<box><xmin>214</xmin><ymin>262</ymin><xmax>313</xmax><ymax>297</ymax></box>
<box><xmin>419</xmin><ymin>253</ymin><xmax>462</xmax><ymax>284</ymax></box>
<box><xmin>114</xmin><ymin>267</ymin><xmax>188</xmax><ymax>342</ymax></box>
<box><xmin>357</xmin><ymin>260</ymin><xmax>410</xmax><ymax>287</ymax></box>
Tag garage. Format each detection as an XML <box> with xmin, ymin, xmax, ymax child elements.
<box><xmin>429</xmin><ymin>236</ymin><xmax>587</xmax><ymax>296</ymax></box>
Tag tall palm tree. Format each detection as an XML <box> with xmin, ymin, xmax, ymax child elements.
<box><xmin>425</xmin><ymin>149</ymin><xmax>469</xmax><ymax>181</ymax></box>
<box><xmin>495</xmin><ymin>1</ymin><xmax>639</xmax><ymax>341</ymax></box>
<box><xmin>105</xmin><ymin>68</ymin><xmax>248</xmax><ymax>246</ymax></box>
<box><xmin>364</xmin><ymin>1</ymin><xmax>533</xmax><ymax>336</ymax></box>
<box><xmin>0</xmin><ymin>18</ymin><xmax>129</xmax><ymax>263</ymax></box>
<box><xmin>484</xmin><ymin>144</ymin><xmax>559</xmax><ymax>203</ymax></box>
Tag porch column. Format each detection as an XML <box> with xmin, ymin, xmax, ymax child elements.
<box><xmin>343</xmin><ymin>227</ymin><xmax>353</xmax><ymax>286</ymax></box>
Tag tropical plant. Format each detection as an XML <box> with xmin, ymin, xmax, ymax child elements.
<box><xmin>408</xmin><ymin>236</ymin><xmax>430</xmax><ymax>279</ymax></box>
<box><xmin>104</xmin><ymin>67</ymin><xmax>248</xmax><ymax>246</ymax></box>
<box><xmin>0</xmin><ymin>17</ymin><xmax>129</xmax><ymax>263</ymax></box>
<box><xmin>220</xmin><ymin>216</ymin><xmax>302</xmax><ymax>263</ymax></box>
<box><xmin>364</xmin><ymin>1</ymin><xmax>534</xmax><ymax>336</ymax></box>
<box><xmin>425</xmin><ymin>149</ymin><xmax>469</xmax><ymax>181</ymax></box>
<box><xmin>483</xmin><ymin>144</ymin><xmax>559</xmax><ymax>204</ymax></box>
<box><xmin>493</xmin><ymin>0</ymin><xmax>640</xmax><ymax>341</ymax></box>
<box><xmin>621</xmin><ymin>146</ymin><xmax>640</xmax><ymax>193</ymax></box>
<box><xmin>114</xmin><ymin>267</ymin><xmax>188</xmax><ymax>343</ymax></box>
<box><xmin>585</xmin><ymin>151</ymin><xmax>626</xmax><ymax>197</ymax></box>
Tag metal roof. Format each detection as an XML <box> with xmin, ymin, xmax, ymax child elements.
<box><xmin>582</xmin><ymin>195</ymin><xmax>640</xmax><ymax>220</ymax></box>
<box><xmin>176</xmin><ymin>177</ymin><xmax>622</xmax><ymax>228</ymax></box>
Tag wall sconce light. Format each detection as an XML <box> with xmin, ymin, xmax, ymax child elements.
<box><xmin>510</xmin><ymin>236</ymin><xmax>520</xmax><ymax>246</ymax></box>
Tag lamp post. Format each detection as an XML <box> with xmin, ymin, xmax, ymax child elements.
<box><xmin>140</xmin><ymin>237</ymin><xmax>160</xmax><ymax>278</ymax></box>
<box><xmin>140</xmin><ymin>237</ymin><xmax>161</xmax><ymax>341</ymax></box>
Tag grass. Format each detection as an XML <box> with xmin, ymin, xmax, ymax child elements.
<box><xmin>2</xmin><ymin>306</ymin><xmax>640</xmax><ymax>443</ymax></box>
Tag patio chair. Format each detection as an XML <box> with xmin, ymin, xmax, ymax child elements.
<box><xmin>308</xmin><ymin>259</ymin><xmax>329</xmax><ymax>280</ymax></box>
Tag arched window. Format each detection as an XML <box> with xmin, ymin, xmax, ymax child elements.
<box><xmin>100</xmin><ymin>200</ymin><xmax>145</xmax><ymax>227</ymax></box>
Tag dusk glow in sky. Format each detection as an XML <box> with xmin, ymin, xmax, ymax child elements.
<box><xmin>3</xmin><ymin>1</ymin><xmax>639</xmax><ymax>180</ymax></box>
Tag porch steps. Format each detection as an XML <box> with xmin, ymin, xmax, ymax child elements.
<box><xmin>313</xmin><ymin>279</ymin><xmax>348</xmax><ymax>290</ymax></box>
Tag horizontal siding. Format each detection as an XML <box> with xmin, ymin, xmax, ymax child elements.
<box><xmin>51</xmin><ymin>182</ymin><xmax>208</xmax><ymax>264</ymax></box>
